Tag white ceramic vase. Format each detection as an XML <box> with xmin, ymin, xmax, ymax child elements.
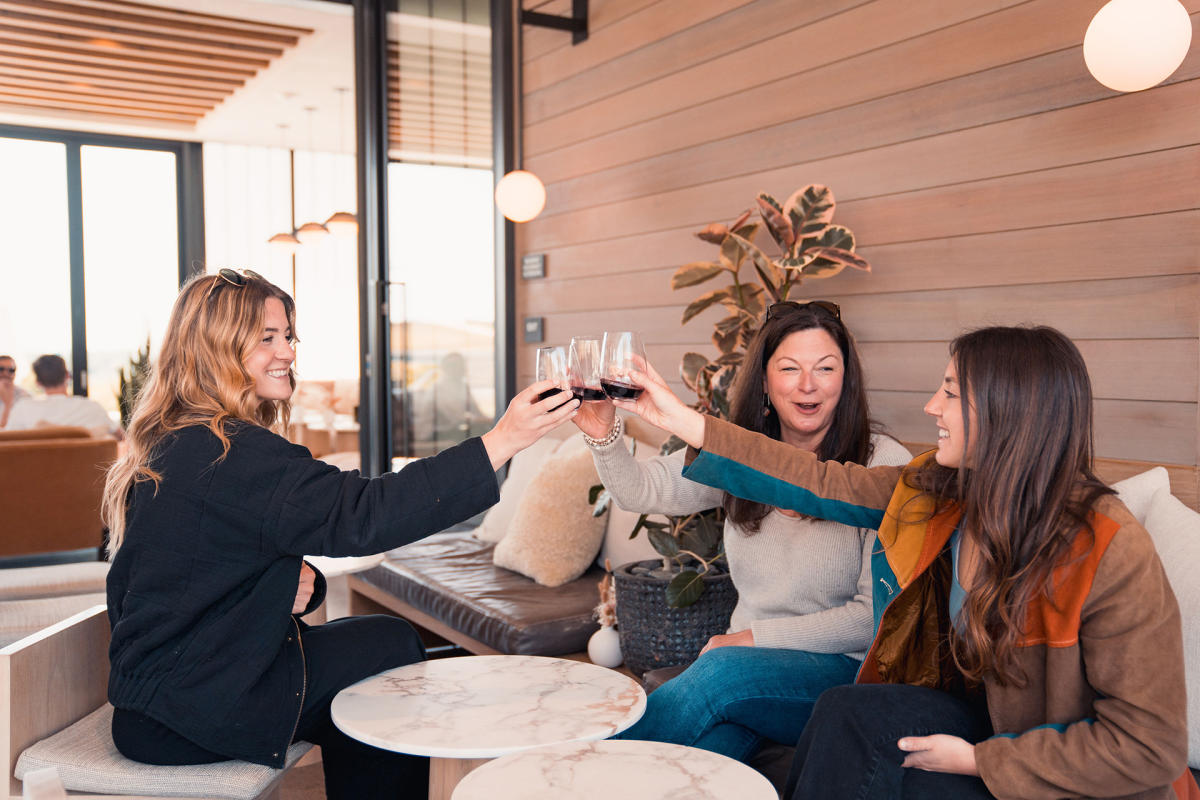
<box><xmin>587</xmin><ymin>625</ymin><xmax>623</xmax><ymax>668</ymax></box>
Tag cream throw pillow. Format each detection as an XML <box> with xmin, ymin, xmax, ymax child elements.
<box><xmin>1142</xmin><ymin>487</ymin><xmax>1200</xmax><ymax>768</ymax></box>
<box><xmin>493</xmin><ymin>435</ymin><xmax>608</xmax><ymax>586</ymax></box>
<box><xmin>474</xmin><ymin>434</ymin><xmax>563</xmax><ymax>543</ymax></box>
<box><xmin>1111</xmin><ymin>467</ymin><xmax>1170</xmax><ymax>525</ymax></box>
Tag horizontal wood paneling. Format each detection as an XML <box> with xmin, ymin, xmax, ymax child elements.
<box><xmin>515</xmin><ymin>0</ymin><xmax>1200</xmax><ymax>473</ymax></box>
<box><xmin>872</xmin><ymin>390</ymin><xmax>1197</xmax><ymax>465</ymax></box>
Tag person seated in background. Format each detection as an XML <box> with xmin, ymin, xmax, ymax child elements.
<box><xmin>5</xmin><ymin>354</ymin><xmax>121</xmax><ymax>437</ymax></box>
<box><xmin>0</xmin><ymin>354</ymin><xmax>30</xmax><ymax>428</ymax></box>
<box><xmin>581</xmin><ymin>301</ymin><xmax>911</xmax><ymax>765</ymax></box>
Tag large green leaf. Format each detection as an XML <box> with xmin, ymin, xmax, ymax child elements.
<box><xmin>778</xmin><ymin>252</ymin><xmax>816</xmax><ymax>270</ymax></box>
<box><xmin>665</xmin><ymin>570</ymin><xmax>706</xmax><ymax>608</ymax></box>
<box><xmin>784</xmin><ymin>185</ymin><xmax>835</xmax><ymax>246</ymax></box>
<box><xmin>728</xmin><ymin>233</ymin><xmax>782</xmax><ymax>299</ymax></box>
<box><xmin>680</xmin><ymin>352</ymin><xmax>710</xmax><ymax>392</ymax></box>
<box><xmin>756</xmin><ymin>193</ymin><xmax>795</xmax><ymax>250</ymax></box>
<box><xmin>671</xmin><ymin>262</ymin><xmax>725</xmax><ymax>289</ymax></box>
<box><xmin>805</xmin><ymin>246</ymin><xmax>870</xmax><ymax>272</ymax></box>
<box><xmin>647</xmin><ymin>528</ymin><xmax>680</xmax><ymax>558</ymax></box>
<box><xmin>715</xmin><ymin>351</ymin><xmax>743</xmax><ymax>366</ymax></box>
<box><xmin>712</xmin><ymin>326</ymin><xmax>739</xmax><ymax>354</ymax></box>
<box><xmin>799</xmin><ymin>260</ymin><xmax>847</xmax><ymax>279</ymax></box>
<box><xmin>812</xmin><ymin>224</ymin><xmax>855</xmax><ymax>251</ymax></box>
<box><xmin>694</xmin><ymin>222</ymin><xmax>729</xmax><ymax>244</ymax></box>
<box><xmin>711</xmin><ymin>365</ymin><xmax>736</xmax><ymax>418</ymax></box>
<box><xmin>681</xmin><ymin>288</ymin><xmax>731</xmax><ymax>325</ymax></box>
<box><xmin>719</xmin><ymin>234</ymin><xmax>746</xmax><ymax>272</ymax></box>
<box><xmin>714</xmin><ymin>313</ymin><xmax>742</xmax><ymax>336</ymax></box>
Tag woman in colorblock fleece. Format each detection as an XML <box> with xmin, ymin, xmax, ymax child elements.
<box><xmin>576</xmin><ymin>301</ymin><xmax>911</xmax><ymax>763</ymax></box>
<box><xmin>611</xmin><ymin>324</ymin><xmax>1196</xmax><ymax>800</ymax></box>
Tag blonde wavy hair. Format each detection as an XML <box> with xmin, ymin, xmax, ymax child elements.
<box><xmin>102</xmin><ymin>271</ymin><xmax>297</xmax><ymax>554</ymax></box>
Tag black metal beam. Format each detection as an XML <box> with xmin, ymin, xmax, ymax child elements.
<box><xmin>492</xmin><ymin>0</ymin><xmax>517</xmax><ymax>414</ymax></box>
<box><xmin>64</xmin><ymin>142</ymin><xmax>87</xmax><ymax>397</ymax></box>
<box><xmin>177</xmin><ymin>141</ymin><xmax>205</xmax><ymax>283</ymax></box>
<box><xmin>353</xmin><ymin>0</ymin><xmax>392</xmax><ymax>477</ymax></box>
<box><xmin>519</xmin><ymin>0</ymin><xmax>587</xmax><ymax>44</ymax></box>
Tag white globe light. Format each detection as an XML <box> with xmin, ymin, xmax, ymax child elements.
<box><xmin>1084</xmin><ymin>0</ymin><xmax>1192</xmax><ymax>92</ymax></box>
<box><xmin>494</xmin><ymin>170</ymin><xmax>546</xmax><ymax>223</ymax></box>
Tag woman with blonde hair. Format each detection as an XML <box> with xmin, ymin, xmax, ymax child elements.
<box><xmin>102</xmin><ymin>269</ymin><xmax>577</xmax><ymax>799</ymax></box>
<box><xmin>610</xmin><ymin>325</ymin><xmax>1195</xmax><ymax>799</ymax></box>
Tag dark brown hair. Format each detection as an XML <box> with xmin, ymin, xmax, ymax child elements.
<box><xmin>32</xmin><ymin>354</ymin><xmax>68</xmax><ymax>387</ymax></box>
<box><xmin>911</xmin><ymin>325</ymin><xmax>1112</xmax><ymax>686</ymax></box>
<box><xmin>723</xmin><ymin>304</ymin><xmax>875</xmax><ymax>531</ymax></box>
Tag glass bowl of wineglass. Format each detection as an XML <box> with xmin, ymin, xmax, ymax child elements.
<box><xmin>600</xmin><ymin>331</ymin><xmax>646</xmax><ymax>400</ymax></box>
<box><xmin>535</xmin><ymin>345</ymin><xmax>571</xmax><ymax>410</ymax></box>
<box><xmin>568</xmin><ymin>335</ymin><xmax>605</xmax><ymax>402</ymax></box>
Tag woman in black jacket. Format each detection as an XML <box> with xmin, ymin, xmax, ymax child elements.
<box><xmin>101</xmin><ymin>269</ymin><xmax>578</xmax><ymax>799</ymax></box>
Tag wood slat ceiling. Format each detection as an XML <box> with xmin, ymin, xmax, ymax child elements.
<box><xmin>0</xmin><ymin>0</ymin><xmax>311</xmax><ymax>126</ymax></box>
<box><xmin>387</xmin><ymin>26</ymin><xmax>491</xmax><ymax>167</ymax></box>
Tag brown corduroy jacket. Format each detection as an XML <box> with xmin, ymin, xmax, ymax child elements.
<box><xmin>683</xmin><ymin>417</ymin><xmax>1197</xmax><ymax>800</ymax></box>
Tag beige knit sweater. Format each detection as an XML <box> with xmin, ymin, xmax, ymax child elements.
<box><xmin>590</xmin><ymin>433</ymin><xmax>912</xmax><ymax>659</ymax></box>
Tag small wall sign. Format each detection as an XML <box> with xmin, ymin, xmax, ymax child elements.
<box><xmin>521</xmin><ymin>253</ymin><xmax>546</xmax><ymax>279</ymax></box>
<box><xmin>523</xmin><ymin>316</ymin><xmax>545</xmax><ymax>343</ymax></box>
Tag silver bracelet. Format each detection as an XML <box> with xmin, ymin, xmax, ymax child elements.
<box><xmin>582</xmin><ymin>415</ymin><xmax>623</xmax><ymax>448</ymax></box>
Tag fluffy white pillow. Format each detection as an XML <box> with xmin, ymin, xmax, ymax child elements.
<box><xmin>1111</xmin><ymin>467</ymin><xmax>1170</xmax><ymax>525</ymax></box>
<box><xmin>1142</xmin><ymin>487</ymin><xmax>1200</xmax><ymax>768</ymax></box>
<box><xmin>492</xmin><ymin>436</ymin><xmax>608</xmax><ymax>586</ymax></box>
<box><xmin>474</xmin><ymin>434</ymin><xmax>563</xmax><ymax>543</ymax></box>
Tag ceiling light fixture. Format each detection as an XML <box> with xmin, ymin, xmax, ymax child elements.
<box><xmin>493</xmin><ymin>2</ymin><xmax>588</xmax><ymax>223</ymax></box>
<box><xmin>295</xmin><ymin>105</ymin><xmax>330</xmax><ymax>244</ymax></box>
<box><xmin>1083</xmin><ymin>0</ymin><xmax>1192</xmax><ymax>92</ymax></box>
<box><xmin>267</xmin><ymin>123</ymin><xmax>300</xmax><ymax>255</ymax></box>
<box><xmin>323</xmin><ymin>87</ymin><xmax>357</xmax><ymax>238</ymax></box>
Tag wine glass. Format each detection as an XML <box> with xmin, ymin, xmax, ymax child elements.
<box><xmin>600</xmin><ymin>331</ymin><xmax>646</xmax><ymax>400</ymax></box>
<box><xmin>535</xmin><ymin>345</ymin><xmax>570</xmax><ymax>409</ymax></box>
<box><xmin>568</xmin><ymin>335</ymin><xmax>604</xmax><ymax>402</ymax></box>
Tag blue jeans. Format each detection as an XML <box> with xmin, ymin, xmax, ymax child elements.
<box><xmin>614</xmin><ymin>646</ymin><xmax>861</xmax><ymax>763</ymax></box>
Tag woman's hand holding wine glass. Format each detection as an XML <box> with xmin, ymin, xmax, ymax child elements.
<box><xmin>608</xmin><ymin>356</ymin><xmax>706</xmax><ymax>450</ymax></box>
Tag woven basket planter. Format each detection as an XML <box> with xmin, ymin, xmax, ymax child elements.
<box><xmin>613</xmin><ymin>559</ymin><xmax>738</xmax><ymax>678</ymax></box>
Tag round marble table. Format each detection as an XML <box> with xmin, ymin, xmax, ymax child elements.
<box><xmin>451</xmin><ymin>740</ymin><xmax>777</xmax><ymax>800</ymax></box>
<box><xmin>331</xmin><ymin>655</ymin><xmax>646</xmax><ymax>800</ymax></box>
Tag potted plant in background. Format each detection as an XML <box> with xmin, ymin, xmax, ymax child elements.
<box><xmin>116</xmin><ymin>337</ymin><xmax>151</xmax><ymax>429</ymax></box>
<box><xmin>601</xmin><ymin>184</ymin><xmax>872</xmax><ymax>676</ymax></box>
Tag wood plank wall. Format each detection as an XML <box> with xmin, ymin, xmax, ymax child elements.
<box><xmin>514</xmin><ymin>0</ymin><xmax>1200</xmax><ymax>482</ymax></box>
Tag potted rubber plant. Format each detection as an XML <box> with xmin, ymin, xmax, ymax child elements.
<box><xmin>597</xmin><ymin>184</ymin><xmax>871</xmax><ymax>675</ymax></box>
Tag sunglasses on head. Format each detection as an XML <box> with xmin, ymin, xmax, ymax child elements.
<box><xmin>765</xmin><ymin>300</ymin><xmax>841</xmax><ymax>322</ymax></box>
<box><xmin>204</xmin><ymin>268</ymin><xmax>265</xmax><ymax>302</ymax></box>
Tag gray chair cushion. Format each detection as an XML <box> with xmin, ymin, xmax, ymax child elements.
<box><xmin>0</xmin><ymin>562</ymin><xmax>109</xmax><ymax>600</ymax></box>
<box><xmin>0</xmin><ymin>593</ymin><xmax>106</xmax><ymax>648</ymax></box>
<box><xmin>16</xmin><ymin>704</ymin><xmax>311</xmax><ymax>799</ymax></box>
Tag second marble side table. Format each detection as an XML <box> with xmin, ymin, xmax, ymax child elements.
<box><xmin>330</xmin><ymin>654</ymin><xmax>646</xmax><ymax>800</ymax></box>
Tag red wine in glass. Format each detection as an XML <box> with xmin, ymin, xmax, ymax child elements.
<box><xmin>600</xmin><ymin>378</ymin><xmax>643</xmax><ymax>400</ymax></box>
<box><xmin>571</xmin><ymin>385</ymin><xmax>607</xmax><ymax>402</ymax></box>
<box><xmin>537</xmin><ymin>387</ymin><xmax>572</xmax><ymax>410</ymax></box>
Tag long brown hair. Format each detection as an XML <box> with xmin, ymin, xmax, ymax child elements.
<box><xmin>724</xmin><ymin>303</ymin><xmax>875</xmax><ymax>531</ymax></box>
<box><xmin>912</xmin><ymin>326</ymin><xmax>1112</xmax><ymax>686</ymax></box>
<box><xmin>102</xmin><ymin>271</ymin><xmax>298</xmax><ymax>554</ymax></box>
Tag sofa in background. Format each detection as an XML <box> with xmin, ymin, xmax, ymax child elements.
<box><xmin>0</xmin><ymin>426</ymin><xmax>117</xmax><ymax>559</ymax></box>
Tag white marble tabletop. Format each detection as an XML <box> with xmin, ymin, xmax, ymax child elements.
<box><xmin>450</xmin><ymin>739</ymin><xmax>778</xmax><ymax>800</ymax></box>
<box><xmin>331</xmin><ymin>655</ymin><xmax>646</xmax><ymax>759</ymax></box>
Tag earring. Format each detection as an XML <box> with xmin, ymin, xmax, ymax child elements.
<box><xmin>763</xmin><ymin>395</ymin><xmax>772</xmax><ymax>417</ymax></box>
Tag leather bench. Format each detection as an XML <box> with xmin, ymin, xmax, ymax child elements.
<box><xmin>348</xmin><ymin>530</ymin><xmax>604</xmax><ymax>656</ymax></box>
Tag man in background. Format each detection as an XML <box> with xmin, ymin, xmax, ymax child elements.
<box><xmin>0</xmin><ymin>354</ymin><xmax>30</xmax><ymax>428</ymax></box>
<box><xmin>6</xmin><ymin>354</ymin><xmax>121</xmax><ymax>437</ymax></box>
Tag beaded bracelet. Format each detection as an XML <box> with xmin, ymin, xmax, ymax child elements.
<box><xmin>582</xmin><ymin>415</ymin><xmax>623</xmax><ymax>448</ymax></box>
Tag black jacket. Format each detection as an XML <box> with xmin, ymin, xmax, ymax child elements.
<box><xmin>106</xmin><ymin>422</ymin><xmax>499</xmax><ymax>766</ymax></box>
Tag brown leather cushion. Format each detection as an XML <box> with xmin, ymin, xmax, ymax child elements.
<box><xmin>0</xmin><ymin>425</ymin><xmax>93</xmax><ymax>443</ymax></box>
<box><xmin>357</xmin><ymin>530</ymin><xmax>602</xmax><ymax>655</ymax></box>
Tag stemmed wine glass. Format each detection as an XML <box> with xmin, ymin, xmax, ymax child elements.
<box><xmin>600</xmin><ymin>331</ymin><xmax>646</xmax><ymax>400</ymax></box>
<box><xmin>535</xmin><ymin>345</ymin><xmax>571</xmax><ymax>410</ymax></box>
<box><xmin>568</xmin><ymin>335</ymin><xmax>605</xmax><ymax>402</ymax></box>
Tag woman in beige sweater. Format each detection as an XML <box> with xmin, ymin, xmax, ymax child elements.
<box><xmin>576</xmin><ymin>301</ymin><xmax>909</xmax><ymax>764</ymax></box>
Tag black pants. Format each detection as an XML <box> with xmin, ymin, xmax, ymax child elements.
<box><xmin>113</xmin><ymin>614</ymin><xmax>429</xmax><ymax>800</ymax></box>
<box><xmin>784</xmin><ymin>684</ymin><xmax>996</xmax><ymax>800</ymax></box>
